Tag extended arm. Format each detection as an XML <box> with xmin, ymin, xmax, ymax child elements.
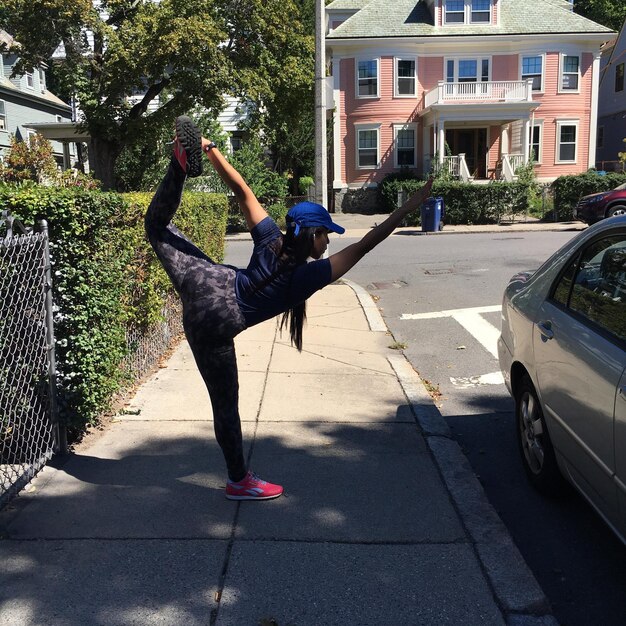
<box><xmin>328</xmin><ymin>178</ymin><xmax>434</xmax><ymax>281</ymax></box>
<box><xmin>202</xmin><ymin>138</ymin><xmax>268</xmax><ymax>230</ymax></box>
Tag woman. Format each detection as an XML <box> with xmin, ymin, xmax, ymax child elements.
<box><xmin>145</xmin><ymin>116</ymin><xmax>433</xmax><ymax>501</ymax></box>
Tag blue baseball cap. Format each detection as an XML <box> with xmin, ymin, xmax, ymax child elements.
<box><xmin>286</xmin><ymin>201</ymin><xmax>345</xmax><ymax>236</ymax></box>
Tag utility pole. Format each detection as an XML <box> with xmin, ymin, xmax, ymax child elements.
<box><xmin>314</xmin><ymin>0</ymin><xmax>328</xmax><ymax>209</ymax></box>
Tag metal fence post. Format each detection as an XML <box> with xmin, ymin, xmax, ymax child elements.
<box><xmin>40</xmin><ymin>219</ymin><xmax>66</xmax><ymax>455</ymax></box>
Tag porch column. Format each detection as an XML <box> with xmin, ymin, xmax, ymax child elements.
<box><xmin>588</xmin><ymin>51</ymin><xmax>601</xmax><ymax>169</ymax></box>
<box><xmin>422</xmin><ymin>124</ymin><xmax>430</xmax><ymax>177</ymax></box>
<box><xmin>522</xmin><ymin>118</ymin><xmax>530</xmax><ymax>163</ymax></box>
<box><xmin>438</xmin><ymin>121</ymin><xmax>445</xmax><ymax>164</ymax></box>
<box><xmin>501</xmin><ymin>124</ymin><xmax>509</xmax><ymax>156</ymax></box>
<box><xmin>62</xmin><ymin>142</ymin><xmax>71</xmax><ymax>170</ymax></box>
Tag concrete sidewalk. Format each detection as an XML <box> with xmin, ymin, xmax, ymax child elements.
<box><xmin>0</xmin><ymin>283</ymin><xmax>557</xmax><ymax>625</ymax></box>
<box><xmin>226</xmin><ymin>214</ymin><xmax>587</xmax><ymax>241</ymax></box>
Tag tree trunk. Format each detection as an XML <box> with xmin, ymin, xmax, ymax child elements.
<box><xmin>89</xmin><ymin>137</ymin><xmax>123</xmax><ymax>190</ymax></box>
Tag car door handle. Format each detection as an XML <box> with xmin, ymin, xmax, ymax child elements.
<box><xmin>537</xmin><ymin>321</ymin><xmax>554</xmax><ymax>341</ymax></box>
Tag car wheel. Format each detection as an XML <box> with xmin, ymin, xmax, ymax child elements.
<box><xmin>607</xmin><ymin>204</ymin><xmax>626</xmax><ymax>218</ymax></box>
<box><xmin>515</xmin><ymin>375</ymin><xmax>565</xmax><ymax>496</ymax></box>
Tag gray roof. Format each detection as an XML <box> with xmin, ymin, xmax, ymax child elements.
<box><xmin>328</xmin><ymin>0</ymin><xmax>614</xmax><ymax>39</ymax></box>
<box><xmin>327</xmin><ymin>0</ymin><xmax>370</xmax><ymax>9</ymax></box>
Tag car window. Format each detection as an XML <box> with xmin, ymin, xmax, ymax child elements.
<box><xmin>552</xmin><ymin>235</ymin><xmax>626</xmax><ymax>341</ymax></box>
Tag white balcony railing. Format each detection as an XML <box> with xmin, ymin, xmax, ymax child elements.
<box><xmin>436</xmin><ymin>154</ymin><xmax>471</xmax><ymax>182</ymax></box>
<box><xmin>424</xmin><ymin>80</ymin><xmax>534</xmax><ymax>108</ymax></box>
<box><xmin>501</xmin><ymin>154</ymin><xmax>525</xmax><ymax>181</ymax></box>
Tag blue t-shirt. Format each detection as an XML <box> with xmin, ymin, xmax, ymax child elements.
<box><xmin>234</xmin><ymin>217</ymin><xmax>332</xmax><ymax>328</ymax></box>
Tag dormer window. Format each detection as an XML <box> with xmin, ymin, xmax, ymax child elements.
<box><xmin>26</xmin><ymin>72</ymin><xmax>34</xmax><ymax>89</ymax></box>
<box><xmin>471</xmin><ymin>0</ymin><xmax>490</xmax><ymax>23</ymax></box>
<box><xmin>444</xmin><ymin>0</ymin><xmax>492</xmax><ymax>25</ymax></box>
<box><xmin>445</xmin><ymin>0</ymin><xmax>465</xmax><ymax>24</ymax></box>
<box><xmin>39</xmin><ymin>68</ymin><xmax>46</xmax><ymax>92</ymax></box>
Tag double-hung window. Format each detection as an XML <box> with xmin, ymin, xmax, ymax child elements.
<box><xmin>0</xmin><ymin>100</ymin><xmax>6</xmax><ymax>131</ymax></box>
<box><xmin>394</xmin><ymin>124</ymin><xmax>417</xmax><ymax>167</ymax></box>
<box><xmin>395</xmin><ymin>58</ymin><xmax>416</xmax><ymax>97</ymax></box>
<box><xmin>471</xmin><ymin>0</ymin><xmax>490</xmax><ymax>23</ymax></box>
<box><xmin>356</xmin><ymin>124</ymin><xmax>379</xmax><ymax>169</ymax></box>
<box><xmin>530</xmin><ymin>122</ymin><xmax>542</xmax><ymax>163</ymax></box>
<box><xmin>357</xmin><ymin>59</ymin><xmax>379</xmax><ymax>98</ymax></box>
<box><xmin>522</xmin><ymin>55</ymin><xmax>543</xmax><ymax>92</ymax></box>
<box><xmin>616</xmin><ymin>63</ymin><xmax>625</xmax><ymax>93</ymax></box>
<box><xmin>560</xmin><ymin>55</ymin><xmax>580</xmax><ymax>91</ymax></box>
<box><xmin>26</xmin><ymin>72</ymin><xmax>34</xmax><ymax>89</ymax></box>
<box><xmin>445</xmin><ymin>0</ymin><xmax>465</xmax><ymax>24</ymax></box>
<box><xmin>38</xmin><ymin>68</ymin><xmax>45</xmax><ymax>92</ymax></box>
<box><xmin>556</xmin><ymin>120</ymin><xmax>578</xmax><ymax>163</ymax></box>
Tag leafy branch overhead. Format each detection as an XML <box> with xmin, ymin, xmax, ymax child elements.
<box><xmin>0</xmin><ymin>0</ymin><xmax>313</xmax><ymax>189</ymax></box>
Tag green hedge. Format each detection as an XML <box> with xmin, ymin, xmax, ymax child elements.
<box><xmin>553</xmin><ymin>172</ymin><xmax>626</xmax><ymax>220</ymax></box>
<box><xmin>380</xmin><ymin>178</ymin><xmax>532</xmax><ymax>225</ymax></box>
<box><xmin>0</xmin><ymin>183</ymin><xmax>227</xmax><ymax>432</ymax></box>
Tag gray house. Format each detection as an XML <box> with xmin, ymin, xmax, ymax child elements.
<box><xmin>0</xmin><ymin>30</ymin><xmax>77</xmax><ymax>169</ymax></box>
<box><xmin>596</xmin><ymin>19</ymin><xmax>626</xmax><ymax>171</ymax></box>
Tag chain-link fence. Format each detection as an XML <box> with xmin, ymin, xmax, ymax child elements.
<box><xmin>122</xmin><ymin>294</ymin><xmax>183</xmax><ymax>383</ymax></box>
<box><xmin>1</xmin><ymin>212</ymin><xmax>60</xmax><ymax>509</ymax></box>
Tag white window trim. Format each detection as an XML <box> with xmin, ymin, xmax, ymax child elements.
<box><xmin>443</xmin><ymin>0</ymin><xmax>492</xmax><ymax>26</ymax></box>
<box><xmin>38</xmin><ymin>68</ymin><xmax>46</xmax><ymax>92</ymax></box>
<box><xmin>393</xmin><ymin>123</ymin><xmax>417</xmax><ymax>168</ymax></box>
<box><xmin>530</xmin><ymin>120</ymin><xmax>543</xmax><ymax>164</ymax></box>
<box><xmin>558</xmin><ymin>53</ymin><xmax>581</xmax><ymax>94</ymax></box>
<box><xmin>355</xmin><ymin>58</ymin><xmax>380</xmax><ymax>99</ymax></box>
<box><xmin>444</xmin><ymin>56</ymin><xmax>491</xmax><ymax>82</ymax></box>
<box><xmin>394</xmin><ymin>57</ymin><xmax>417</xmax><ymax>98</ymax></box>
<box><xmin>25</xmin><ymin>72</ymin><xmax>34</xmax><ymax>89</ymax></box>
<box><xmin>555</xmin><ymin>119</ymin><xmax>579</xmax><ymax>164</ymax></box>
<box><xmin>0</xmin><ymin>99</ymin><xmax>6</xmax><ymax>132</ymax></box>
<box><xmin>520</xmin><ymin>53</ymin><xmax>545</xmax><ymax>94</ymax></box>
<box><xmin>355</xmin><ymin>123</ymin><xmax>380</xmax><ymax>170</ymax></box>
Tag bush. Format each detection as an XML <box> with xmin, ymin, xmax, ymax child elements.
<box><xmin>552</xmin><ymin>171</ymin><xmax>626</xmax><ymax>220</ymax></box>
<box><xmin>0</xmin><ymin>183</ymin><xmax>227</xmax><ymax>433</ymax></box>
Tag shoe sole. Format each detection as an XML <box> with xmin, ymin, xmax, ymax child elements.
<box><xmin>225</xmin><ymin>492</ymin><xmax>283</xmax><ymax>501</ymax></box>
<box><xmin>175</xmin><ymin>116</ymin><xmax>202</xmax><ymax>178</ymax></box>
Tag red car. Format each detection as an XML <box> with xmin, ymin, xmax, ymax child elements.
<box><xmin>573</xmin><ymin>182</ymin><xmax>626</xmax><ymax>224</ymax></box>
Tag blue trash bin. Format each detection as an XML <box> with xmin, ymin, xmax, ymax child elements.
<box><xmin>421</xmin><ymin>196</ymin><xmax>444</xmax><ymax>232</ymax></box>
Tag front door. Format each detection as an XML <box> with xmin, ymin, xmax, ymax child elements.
<box><xmin>445</xmin><ymin>128</ymin><xmax>488</xmax><ymax>178</ymax></box>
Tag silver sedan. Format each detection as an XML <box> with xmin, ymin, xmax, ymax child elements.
<box><xmin>498</xmin><ymin>215</ymin><xmax>626</xmax><ymax>542</ymax></box>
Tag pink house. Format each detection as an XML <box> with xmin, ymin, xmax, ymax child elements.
<box><xmin>326</xmin><ymin>0</ymin><xmax>614</xmax><ymax>208</ymax></box>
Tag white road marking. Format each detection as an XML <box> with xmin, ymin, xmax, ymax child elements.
<box><xmin>451</xmin><ymin>310</ymin><xmax>500</xmax><ymax>358</ymax></box>
<box><xmin>401</xmin><ymin>305</ymin><xmax>501</xmax><ymax>357</ymax></box>
<box><xmin>450</xmin><ymin>371</ymin><xmax>505</xmax><ymax>388</ymax></box>
<box><xmin>400</xmin><ymin>304</ymin><xmax>501</xmax><ymax>320</ymax></box>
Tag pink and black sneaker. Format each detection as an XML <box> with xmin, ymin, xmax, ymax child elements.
<box><xmin>225</xmin><ymin>471</ymin><xmax>283</xmax><ymax>501</ymax></box>
<box><xmin>173</xmin><ymin>116</ymin><xmax>202</xmax><ymax>177</ymax></box>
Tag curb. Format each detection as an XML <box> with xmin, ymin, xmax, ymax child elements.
<box><xmin>342</xmin><ymin>279</ymin><xmax>558</xmax><ymax>625</ymax></box>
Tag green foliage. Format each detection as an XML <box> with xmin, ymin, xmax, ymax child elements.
<box><xmin>0</xmin><ymin>0</ymin><xmax>313</xmax><ymax>189</ymax></box>
<box><xmin>266</xmin><ymin>202</ymin><xmax>289</xmax><ymax>230</ymax></box>
<box><xmin>552</xmin><ymin>171</ymin><xmax>626</xmax><ymax>219</ymax></box>
<box><xmin>230</xmin><ymin>138</ymin><xmax>289</xmax><ymax>200</ymax></box>
<box><xmin>574</xmin><ymin>0</ymin><xmax>626</xmax><ymax>31</ymax></box>
<box><xmin>0</xmin><ymin>134</ymin><xmax>58</xmax><ymax>183</ymax></box>
<box><xmin>298</xmin><ymin>176</ymin><xmax>314</xmax><ymax>196</ymax></box>
<box><xmin>399</xmin><ymin>181</ymin><xmax>533</xmax><ymax>226</ymax></box>
<box><xmin>0</xmin><ymin>183</ymin><xmax>227</xmax><ymax>432</ymax></box>
<box><xmin>379</xmin><ymin>169</ymin><xmax>424</xmax><ymax>213</ymax></box>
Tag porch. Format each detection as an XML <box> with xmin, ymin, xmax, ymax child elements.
<box><xmin>419</xmin><ymin>79</ymin><xmax>539</xmax><ymax>183</ymax></box>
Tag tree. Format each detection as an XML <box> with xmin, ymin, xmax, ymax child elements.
<box><xmin>0</xmin><ymin>134</ymin><xmax>58</xmax><ymax>183</ymax></box>
<box><xmin>0</xmin><ymin>0</ymin><xmax>312</xmax><ymax>190</ymax></box>
<box><xmin>574</xmin><ymin>0</ymin><xmax>626</xmax><ymax>32</ymax></box>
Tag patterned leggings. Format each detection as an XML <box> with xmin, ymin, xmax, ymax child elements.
<box><xmin>145</xmin><ymin>161</ymin><xmax>248</xmax><ymax>481</ymax></box>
